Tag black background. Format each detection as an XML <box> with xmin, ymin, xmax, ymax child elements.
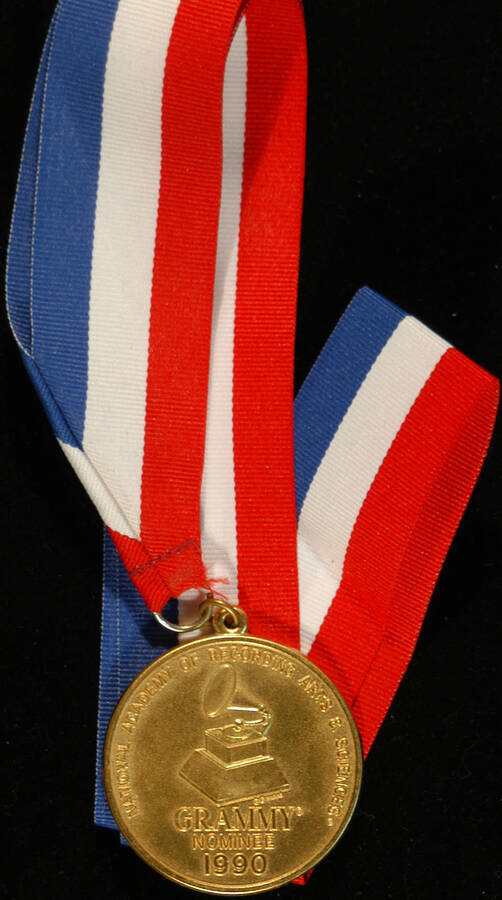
<box><xmin>1</xmin><ymin>1</ymin><xmax>501</xmax><ymax>898</ymax></box>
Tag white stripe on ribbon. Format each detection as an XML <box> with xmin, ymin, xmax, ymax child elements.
<box><xmin>179</xmin><ymin>17</ymin><xmax>247</xmax><ymax>633</ymax></box>
<box><xmin>83</xmin><ymin>0</ymin><xmax>181</xmax><ymax>537</ymax></box>
<box><xmin>298</xmin><ymin>317</ymin><xmax>450</xmax><ymax>654</ymax></box>
<box><xmin>58</xmin><ymin>441</ymin><xmax>133</xmax><ymax>536</ymax></box>
<box><xmin>200</xmin><ymin>17</ymin><xmax>247</xmax><ymax>602</ymax></box>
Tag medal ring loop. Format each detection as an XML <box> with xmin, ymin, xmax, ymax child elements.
<box><xmin>153</xmin><ymin>597</ymin><xmax>212</xmax><ymax>634</ymax></box>
<box><xmin>152</xmin><ymin>593</ymin><xmax>244</xmax><ymax>634</ymax></box>
<box><xmin>211</xmin><ymin>603</ymin><xmax>248</xmax><ymax>635</ymax></box>
<box><xmin>198</xmin><ymin>593</ymin><xmax>240</xmax><ymax>626</ymax></box>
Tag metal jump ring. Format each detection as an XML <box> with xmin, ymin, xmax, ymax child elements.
<box><xmin>198</xmin><ymin>594</ymin><xmax>240</xmax><ymax>627</ymax></box>
<box><xmin>153</xmin><ymin>598</ymin><xmax>212</xmax><ymax>634</ymax></box>
<box><xmin>153</xmin><ymin>592</ymin><xmax>244</xmax><ymax>635</ymax></box>
<box><xmin>212</xmin><ymin>604</ymin><xmax>248</xmax><ymax>635</ymax></box>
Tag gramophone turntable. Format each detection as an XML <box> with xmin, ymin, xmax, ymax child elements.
<box><xmin>180</xmin><ymin>663</ymin><xmax>290</xmax><ymax>805</ymax></box>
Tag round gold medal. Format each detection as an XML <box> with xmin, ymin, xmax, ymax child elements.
<box><xmin>103</xmin><ymin>634</ymin><xmax>362</xmax><ymax>894</ymax></box>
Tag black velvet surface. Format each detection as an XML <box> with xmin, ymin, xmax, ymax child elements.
<box><xmin>1</xmin><ymin>2</ymin><xmax>500</xmax><ymax>898</ymax></box>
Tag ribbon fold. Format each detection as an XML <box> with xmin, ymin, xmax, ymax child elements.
<box><xmin>6</xmin><ymin>0</ymin><xmax>498</xmax><ymax>886</ymax></box>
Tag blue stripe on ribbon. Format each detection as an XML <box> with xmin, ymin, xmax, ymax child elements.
<box><xmin>22</xmin><ymin>355</ymin><xmax>82</xmax><ymax>446</ymax></box>
<box><xmin>30</xmin><ymin>0</ymin><xmax>119</xmax><ymax>446</ymax></box>
<box><xmin>294</xmin><ymin>285</ymin><xmax>406</xmax><ymax>516</ymax></box>
<box><xmin>7</xmin><ymin>18</ymin><xmax>56</xmax><ymax>356</ymax></box>
<box><xmin>7</xmin><ymin>10</ymin><xmax>80</xmax><ymax>447</ymax></box>
<box><xmin>94</xmin><ymin>532</ymin><xmax>179</xmax><ymax>830</ymax></box>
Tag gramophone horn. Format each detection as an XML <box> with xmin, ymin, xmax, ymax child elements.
<box><xmin>203</xmin><ymin>664</ymin><xmax>237</xmax><ymax>718</ymax></box>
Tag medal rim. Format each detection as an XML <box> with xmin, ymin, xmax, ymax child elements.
<box><xmin>103</xmin><ymin>633</ymin><xmax>363</xmax><ymax>895</ymax></box>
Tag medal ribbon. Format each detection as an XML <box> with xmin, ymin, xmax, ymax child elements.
<box><xmin>8</xmin><ymin>0</ymin><xmax>305</xmax><ymax>646</ymax></box>
<box><xmin>7</xmin><ymin>0</ymin><xmax>498</xmax><ymax>883</ymax></box>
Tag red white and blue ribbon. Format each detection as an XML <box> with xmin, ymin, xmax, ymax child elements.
<box><xmin>8</xmin><ymin>0</ymin><xmax>305</xmax><ymax>645</ymax></box>
<box><xmin>7</xmin><ymin>0</ymin><xmax>498</xmax><ymax>876</ymax></box>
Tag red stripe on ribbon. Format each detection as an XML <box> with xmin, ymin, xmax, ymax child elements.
<box><xmin>108</xmin><ymin>529</ymin><xmax>203</xmax><ymax>610</ymax></box>
<box><xmin>139</xmin><ymin>0</ymin><xmax>243</xmax><ymax>607</ymax></box>
<box><xmin>115</xmin><ymin>0</ymin><xmax>307</xmax><ymax>615</ymax></box>
<box><xmin>232</xmin><ymin>0</ymin><xmax>307</xmax><ymax>647</ymax></box>
<box><xmin>308</xmin><ymin>348</ymin><xmax>499</xmax><ymax>755</ymax></box>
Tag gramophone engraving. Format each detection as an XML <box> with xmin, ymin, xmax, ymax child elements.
<box><xmin>179</xmin><ymin>664</ymin><xmax>290</xmax><ymax>805</ymax></box>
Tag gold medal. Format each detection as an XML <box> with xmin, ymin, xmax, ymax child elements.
<box><xmin>103</xmin><ymin>598</ymin><xmax>362</xmax><ymax>894</ymax></box>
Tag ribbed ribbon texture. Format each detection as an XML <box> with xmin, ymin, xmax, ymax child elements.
<box><xmin>6</xmin><ymin>0</ymin><xmax>498</xmax><ymax>887</ymax></box>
